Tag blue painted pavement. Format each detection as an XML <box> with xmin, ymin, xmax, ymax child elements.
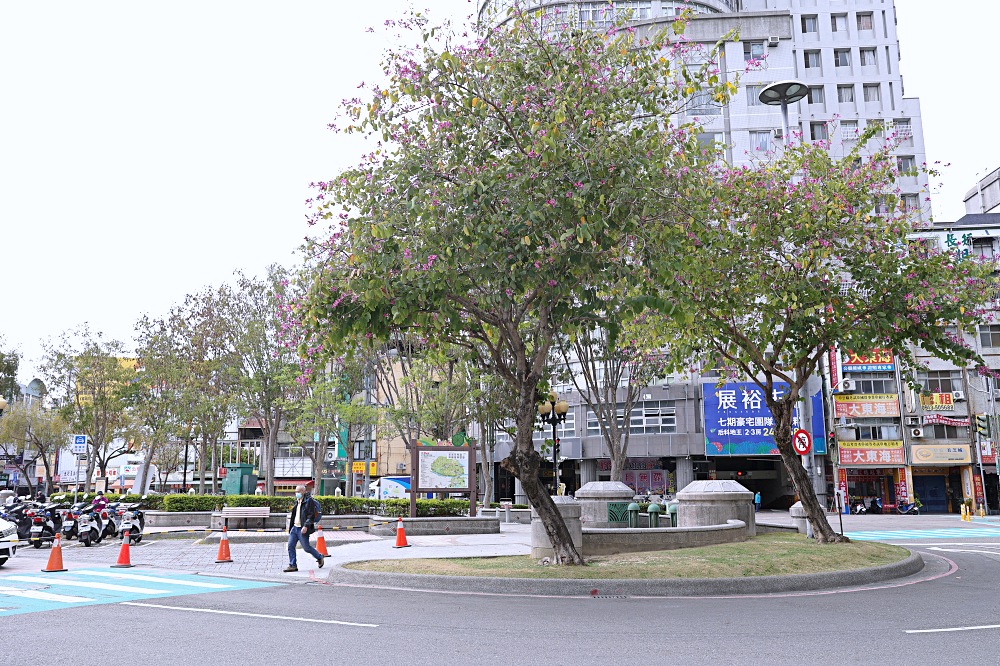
<box><xmin>845</xmin><ymin>527</ymin><xmax>1000</xmax><ymax>541</ymax></box>
<box><xmin>0</xmin><ymin>568</ymin><xmax>278</xmax><ymax>616</ymax></box>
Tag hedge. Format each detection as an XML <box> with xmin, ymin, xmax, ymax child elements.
<box><xmin>48</xmin><ymin>492</ymin><xmax>164</xmax><ymax>510</ymax></box>
<box><xmin>162</xmin><ymin>495</ymin><xmax>225</xmax><ymax>512</ymax></box>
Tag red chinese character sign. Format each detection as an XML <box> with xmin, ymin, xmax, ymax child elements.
<box><xmin>838</xmin><ymin>440</ymin><xmax>906</xmax><ymax>466</ymax></box>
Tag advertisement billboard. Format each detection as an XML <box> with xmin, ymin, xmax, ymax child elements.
<box><xmin>704</xmin><ymin>382</ymin><xmax>826</xmax><ymax>456</ymax></box>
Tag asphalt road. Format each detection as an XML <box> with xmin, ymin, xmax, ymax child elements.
<box><xmin>3</xmin><ymin>521</ymin><xmax>1000</xmax><ymax>665</ymax></box>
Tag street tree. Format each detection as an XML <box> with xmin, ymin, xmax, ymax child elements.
<box><xmin>0</xmin><ymin>401</ymin><xmax>71</xmax><ymax>494</ymax></box>
<box><xmin>41</xmin><ymin>325</ymin><xmax>137</xmax><ymax>491</ymax></box>
<box><xmin>0</xmin><ymin>337</ymin><xmax>20</xmax><ymax>404</ymax></box>
<box><xmin>293</xmin><ymin>10</ymin><xmax>734</xmax><ymax>563</ymax></box>
<box><xmin>650</xmin><ymin>131</ymin><xmax>998</xmax><ymax>543</ymax></box>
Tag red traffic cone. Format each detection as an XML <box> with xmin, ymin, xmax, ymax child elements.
<box><xmin>111</xmin><ymin>531</ymin><xmax>136</xmax><ymax>568</ymax></box>
<box><xmin>315</xmin><ymin>525</ymin><xmax>329</xmax><ymax>557</ymax></box>
<box><xmin>215</xmin><ymin>526</ymin><xmax>233</xmax><ymax>563</ymax></box>
<box><xmin>41</xmin><ymin>532</ymin><xmax>68</xmax><ymax>573</ymax></box>
<box><xmin>393</xmin><ymin>517</ymin><xmax>410</xmax><ymax>548</ymax></box>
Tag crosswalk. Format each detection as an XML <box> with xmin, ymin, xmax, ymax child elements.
<box><xmin>845</xmin><ymin>527</ymin><xmax>1000</xmax><ymax>541</ymax></box>
<box><xmin>0</xmin><ymin>568</ymin><xmax>277</xmax><ymax>616</ymax></box>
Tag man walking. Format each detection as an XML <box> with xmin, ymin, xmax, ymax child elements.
<box><xmin>284</xmin><ymin>484</ymin><xmax>324</xmax><ymax>572</ymax></box>
<box><xmin>754</xmin><ymin>491</ymin><xmax>761</xmax><ymax>512</ymax></box>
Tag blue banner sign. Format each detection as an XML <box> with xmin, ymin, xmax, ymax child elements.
<box><xmin>704</xmin><ymin>382</ymin><xmax>826</xmax><ymax>456</ymax></box>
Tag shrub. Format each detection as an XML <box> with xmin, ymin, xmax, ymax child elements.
<box><xmin>224</xmin><ymin>495</ymin><xmax>294</xmax><ymax>512</ymax></box>
<box><xmin>163</xmin><ymin>495</ymin><xmax>224</xmax><ymax>512</ymax></box>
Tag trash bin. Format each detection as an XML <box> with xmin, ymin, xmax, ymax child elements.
<box><xmin>627</xmin><ymin>502</ymin><xmax>640</xmax><ymax>528</ymax></box>
<box><xmin>648</xmin><ymin>503</ymin><xmax>661</xmax><ymax>528</ymax></box>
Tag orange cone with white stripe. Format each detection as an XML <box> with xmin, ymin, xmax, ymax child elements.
<box><xmin>393</xmin><ymin>517</ymin><xmax>410</xmax><ymax>548</ymax></box>
<box><xmin>41</xmin><ymin>532</ymin><xmax>68</xmax><ymax>573</ymax></box>
<box><xmin>315</xmin><ymin>525</ymin><xmax>329</xmax><ymax>557</ymax></box>
<box><xmin>111</xmin><ymin>531</ymin><xmax>135</xmax><ymax>568</ymax></box>
<box><xmin>215</xmin><ymin>526</ymin><xmax>233</xmax><ymax>563</ymax></box>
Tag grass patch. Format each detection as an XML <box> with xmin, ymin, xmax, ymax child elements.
<box><xmin>344</xmin><ymin>533</ymin><xmax>908</xmax><ymax>579</ymax></box>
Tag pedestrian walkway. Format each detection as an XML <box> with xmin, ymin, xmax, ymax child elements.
<box><xmin>0</xmin><ymin>568</ymin><xmax>277</xmax><ymax>616</ymax></box>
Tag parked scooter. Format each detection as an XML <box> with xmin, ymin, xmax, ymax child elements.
<box><xmin>896</xmin><ymin>501</ymin><xmax>920</xmax><ymax>515</ymax></box>
<box><xmin>1</xmin><ymin>501</ymin><xmax>37</xmax><ymax>540</ymax></box>
<box><xmin>27</xmin><ymin>503</ymin><xmax>64</xmax><ymax>548</ymax></box>
<box><xmin>852</xmin><ymin>500</ymin><xmax>867</xmax><ymax>514</ymax></box>
<box><xmin>118</xmin><ymin>502</ymin><xmax>145</xmax><ymax>544</ymax></box>
<box><xmin>77</xmin><ymin>504</ymin><xmax>105</xmax><ymax>547</ymax></box>
<box><xmin>868</xmin><ymin>497</ymin><xmax>883</xmax><ymax>514</ymax></box>
<box><xmin>61</xmin><ymin>500</ymin><xmax>90</xmax><ymax>541</ymax></box>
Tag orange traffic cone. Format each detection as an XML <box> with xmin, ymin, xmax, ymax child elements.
<box><xmin>393</xmin><ymin>517</ymin><xmax>410</xmax><ymax>549</ymax></box>
<box><xmin>41</xmin><ymin>532</ymin><xmax>68</xmax><ymax>573</ymax></box>
<box><xmin>112</xmin><ymin>531</ymin><xmax>135</xmax><ymax>568</ymax></box>
<box><xmin>215</xmin><ymin>526</ymin><xmax>233</xmax><ymax>563</ymax></box>
<box><xmin>315</xmin><ymin>525</ymin><xmax>329</xmax><ymax>557</ymax></box>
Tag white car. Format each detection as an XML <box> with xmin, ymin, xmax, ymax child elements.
<box><xmin>0</xmin><ymin>516</ymin><xmax>17</xmax><ymax>566</ymax></box>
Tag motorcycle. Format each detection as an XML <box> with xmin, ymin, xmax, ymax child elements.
<box><xmin>101</xmin><ymin>503</ymin><xmax>120</xmax><ymax>541</ymax></box>
<box><xmin>868</xmin><ymin>497</ymin><xmax>883</xmax><ymax>514</ymax></box>
<box><xmin>1</xmin><ymin>501</ymin><xmax>37</xmax><ymax>541</ymax></box>
<box><xmin>61</xmin><ymin>500</ymin><xmax>90</xmax><ymax>541</ymax></box>
<box><xmin>77</xmin><ymin>504</ymin><xmax>105</xmax><ymax>547</ymax></box>
<box><xmin>852</xmin><ymin>500</ymin><xmax>867</xmax><ymax>514</ymax></box>
<box><xmin>118</xmin><ymin>502</ymin><xmax>145</xmax><ymax>544</ymax></box>
<box><xmin>27</xmin><ymin>503</ymin><xmax>64</xmax><ymax>548</ymax></box>
<box><xmin>896</xmin><ymin>501</ymin><xmax>920</xmax><ymax>515</ymax></box>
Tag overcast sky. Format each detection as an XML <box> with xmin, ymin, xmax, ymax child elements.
<box><xmin>1</xmin><ymin>0</ymin><xmax>994</xmax><ymax>383</ymax></box>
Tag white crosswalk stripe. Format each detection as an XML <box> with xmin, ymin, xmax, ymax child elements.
<box><xmin>73</xmin><ymin>571</ymin><xmax>233</xmax><ymax>589</ymax></box>
<box><xmin>6</xmin><ymin>575</ymin><xmax>168</xmax><ymax>594</ymax></box>
<box><xmin>0</xmin><ymin>586</ymin><xmax>93</xmax><ymax>603</ymax></box>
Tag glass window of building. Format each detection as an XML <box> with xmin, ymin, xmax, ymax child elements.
<box><xmin>842</xmin><ymin>418</ymin><xmax>900</xmax><ymax>441</ymax></box>
<box><xmin>918</xmin><ymin>370</ymin><xmax>962</xmax><ymax>393</ymax></box>
<box><xmin>972</xmin><ymin>238</ymin><xmax>995</xmax><ymax>259</ymax></box>
<box><xmin>801</xmin><ymin>15</ymin><xmax>818</xmax><ymax>33</ymax></box>
<box><xmin>689</xmin><ymin>91</ymin><xmax>721</xmax><ymax>116</ymax></box>
<box><xmin>749</xmin><ymin>130</ymin><xmax>772</xmax><ymax>152</ymax></box>
<box><xmin>894</xmin><ymin>118</ymin><xmax>912</xmax><ymax>139</ymax></box>
<box><xmin>897</xmin><ymin>155</ymin><xmax>916</xmax><ymax>173</ymax></box>
<box><xmin>901</xmin><ymin>194</ymin><xmax>920</xmax><ymax>211</ymax></box>
<box><xmin>808</xmin><ymin>86</ymin><xmax>825</xmax><ymax>104</ymax></box>
<box><xmin>810</xmin><ymin>122</ymin><xmax>828</xmax><ymax>141</ymax></box>
<box><xmin>857</xmin><ymin>13</ymin><xmax>874</xmax><ymax>31</ymax></box>
<box><xmin>746</xmin><ymin>84</ymin><xmax>764</xmax><ymax>105</ymax></box>
<box><xmin>928</xmin><ymin>424</ymin><xmax>968</xmax><ymax>440</ymax></box>
<box><xmin>851</xmin><ymin>372</ymin><xmax>897</xmax><ymax>395</ymax></box>
<box><xmin>840</xmin><ymin>120</ymin><xmax>859</xmax><ymax>142</ymax></box>
<box><xmin>860</xmin><ymin>48</ymin><xmax>877</xmax><ymax>66</ymax></box>
<box><xmin>744</xmin><ymin>41</ymin><xmax>765</xmax><ymax>61</ymax></box>
<box><xmin>980</xmin><ymin>325</ymin><xmax>1000</xmax><ymax>348</ymax></box>
<box><xmin>834</xmin><ymin>49</ymin><xmax>851</xmax><ymax>67</ymax></box>
<box><xmin>831</xmin><ymin>14</ymin><xmax>848</xmax><ymax>32</ymax></box>
<box><xmin>863</xmin><ymin>84</ymin><xmax>881</xmax><ymax>103</ymax></box>
<box><xmin>804</xmin><ymin>50</ymin><xmax>822</xmax><ymax>68</ymax></box>
<box><xmin>837</xmin><ymin>85</ymin><xmax>855</xmax><ymax>103</ymax></box>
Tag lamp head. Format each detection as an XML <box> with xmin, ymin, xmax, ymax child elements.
<box><xmin>554</xmin><ymin>400</ymin><xmax>569</xmax><ymax>416</ymax></box>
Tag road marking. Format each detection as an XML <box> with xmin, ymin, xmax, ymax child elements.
<box><xmin>927</xmin><ymin>547</ymin><xmax>1000</xmax><ymax>556</ymax></box>
<box><xmin>0</xmin><ymin>586</ymin><xmax>93</xmax><ymax>603</ymax></box>
<box><xmin>121</xmin><ymin>602</ymin><xmax>379</xmax><ymax>627</ymax></box>
<box><xmin>74</xmin><ymin>571</ymin><xmax>232</xmax><ymax>588</ymax></box>
<box><xmin>906</xmin><ymin>624</ymin><xmax>1000</xmax><ymax>634</ymax></box>
<box><xmin>6</xmin><ymin>576</ymin><xmax>168</xmax><ymax>594</ymax></box>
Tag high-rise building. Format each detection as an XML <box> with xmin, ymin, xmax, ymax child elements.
<box><xmin>476</xmin><ymin>0</ymin><xmax>932</xmax><ymax>510</ymax></box>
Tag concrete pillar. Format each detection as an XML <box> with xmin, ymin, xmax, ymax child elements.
<box><xmin>676</xmin><ymin>479</ymin><xmax>755</xmax><ymax>536</ymax></box>
<box><xmin>813</xmin><ymin>457</ymin><xmax>827</xmax><ymax>510</ymax></box>
<box><xmin>675</xmin><ymin>457</ymin><xmax>694</xmax><ymax>493</ymax></box>
<box><xmin>579</xmin><ymin>459</ymin><xmax>597</xmax><ymax>486</ymax></box>
<box><xmin>514</xmin><ymin>477</ymin><xmax>527</xmax><ymax>505</ymax></box>
<box><xmin>530</xmin><ymin>496</ymin><xmax>583</xmax><ymax>560</ymax></box>
<box><xmin>575</xmin><ymin>481</ymin><xmax>635</xmax><ymax>528</ymax></box>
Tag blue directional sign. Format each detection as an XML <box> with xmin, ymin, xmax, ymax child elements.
<box><xmin>704</xmin><ymin>382</ymin><xmax>827</xmax><ymax>456</ymax></box>
<box><xmin>71</xmin><ymin>435</ymin><xmax>88</xmax><ymax>455</ymax></box>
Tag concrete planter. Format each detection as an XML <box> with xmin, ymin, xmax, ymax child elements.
<box><xmin>368</xmin><ymin>516</ymin><xmax>500</xmax><ymax>537</ymax></box>
<box><xmin>530</xmin><ymin>496</ymin><xmax>583</xmax><ymax>560</ymax></box>
<box><xmin>575</xmin><ymin>481</ymin><xmax>635</xmax><ymax>529</ymax></box>
<box><xmin>677</xmin><ymin>480</ymin><xmax>756</xmax><ymax>536</ymax></box>
<box><xmin>145</xmin><ymin>511</ymin><xmax>213</xmax><ymax>528</ymax></box>
<box><xmin>582</xmin><ymin>520</ymin><xmax>749</xmax><ymax>556</ymax></box>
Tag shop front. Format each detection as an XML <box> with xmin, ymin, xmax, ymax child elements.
<box><xmin>910</xmin><ymin>444</ymin><xmax>973</xmax><ymax>513</ymax></box>
<box><xmin>837</xmin><ymin>439</ymin><xmax>907</xmax><ymax>511</ymax></box>
<box><xmin>598</xmin><ymin>458</ymin><xmax>676</xmax><ymax>496</ymax></box>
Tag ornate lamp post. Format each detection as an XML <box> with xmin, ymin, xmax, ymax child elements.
<box><xmin>537</xmin><ymin>392</ymin><xmax>569</xmax><ymax>495</ymax></box>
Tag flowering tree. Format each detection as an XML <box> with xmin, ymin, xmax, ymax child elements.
<box><xmin>293</xmin><ymin>9</ymin><xmax>734</xmax><ymax>563</ymax></box>
<box><xmin>650</xmin><ymin>132</ymin><xmax>997</xmax><ymax>543</ymax></box>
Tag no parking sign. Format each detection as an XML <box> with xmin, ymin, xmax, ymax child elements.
<box><xmin>792</xmin><ymin>429</ymin><xmax>812</xmax><ymax>455</ymax></box>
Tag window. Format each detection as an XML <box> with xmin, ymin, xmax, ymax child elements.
<box><xmin>919</xmin><ymin>370</ymin><xmax>962</xmax><ymax>393</ymax></box>
<box><xmin>749</xmin><ymin>130</ymin><xmax>772</xmax><ymax>152</ymax></box>
<box><xmin>801</xmin><ymin>15</ymin><xmax>818</xmax><ymax>33</ymax></box>
<box><xmin>834</xmin><ymin>49</ymin><xmax>851</xmax><ymax>67</ymax></box>
<box><xmin>746</xmin><ymin>84</ymin><xmax>764</xmax><ymax>106</ymax></box>
<box><xmin>804</xmin><ymin>50</ymin><xmax>821</xmax><ymax>68</ymax></box>
<box><xmin>860</xmin><ymin>48</ymin><xmax>877</xmax><ymax>66</ymax></box>
<box><xmin>902</xmin><ymin>194</ymin><xmax>920</xmax><ymax>211</ymax></box>
<box><xmin>532</xmin><ymin>409</ymin><xmax>576</xmax><ymax>440</ymax></box>
<box><xmin>857</xmin><ymin>12</ymin><xmax>874</xmax><ymax>30</ymax></box>
<box><xmin>831</xmin><ymin>14</ymin><xmax>848</xmax><ymax>32</ymax></box>
<box><xmin>579</xmin><ymin>1</ymin><xmax>651</xmax><ymax>27</ymax></box>
<box><xmin>744</xmin><ymin>41</ymin><xmax>765</xmax><ymax>61</ymax></box>
<box><xmin>894</xmin><ymin>119</ymin><xmax>912</xmax><ymax>140</ymax></box>
<box><xmin>897</xmin><ymin>156</ymin><xmax>916</xmax><ymax>173</ymax></box>
<box><xmin>837</xmin><ymin>85</ymin><xmax>855</xmax><ymax>103</ymax></box>
<box><xmin>981</xmin><ymin>325</ymin><xmax>1000</xmax><ymax>348</ymax></box>
<box><xmin>587</xmin><ymin>402</ymin><xmax>676</xmax><ymax>436</ymax></box>
<box><xmin>810</xmin><ymin>122</ymin><xmax>828</xmax><ymax>141</ymax></box>
<box><xmin>863</xmin><ymin>84</ymin><xmax>881</xmax><ymax>103</ymax></box>
<box><xmin>851</xmin><ymin>372</ymin><xmax>897</xmax><ymax>395</ymax></box>
<box><xmin>808</xmin><ymin>86</ymin><xmax>825</xmax><ymax>104</ymax></box>
<box><xmin>689</xmin><ymin>91</ymin><xmax>721</xmax><ymax>116</ymax></box>
<box><xmin>841</xmin><ymin>120</ymin><xmax>859</xmax><ymax>142</ymax></box>
<box><xmin>845</xmin><ymin>419</ymin><xmax>900</xmax><ymax>442</ymax></box>
<box><xmin>928</xmin><ymin>424</ymin><xmax>968</xmax><ymax>440</ymax></box>
<box><xmin>973</xmin><ymin>238</ymin><xmax>996</xmax><ymax>259</ymax></box>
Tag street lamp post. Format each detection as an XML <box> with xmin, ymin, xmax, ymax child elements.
<box><xmin>758</xmin><ymin>80</ymin><xmax>808</xmax><ymax>146</ymax></box>
<box><xmin>537</xmin><ymin>392</ymin><xmax>569</xmax><ymax>496</ymax></box>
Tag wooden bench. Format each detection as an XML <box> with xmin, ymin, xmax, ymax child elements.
<box><xmin>220</xmin><ymin>506</ymin><xmax>270</xmax><ymax>530</ymax></box>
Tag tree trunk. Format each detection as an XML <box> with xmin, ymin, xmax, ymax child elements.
<box><xmin>610</xmin><ymin>446</ymin><xmax>627</xmax><ymax>484</ymax></box>
<box><xmin>264</xmin><ymin>420</ymin><xmax>279</xmax><ymax>496</ymax></box>
<box><xmin>197</xmin><ymin>438</ymin><xmax>207</xmax><ymax>494</ymax></box>
<box><xmin>345</xmin><ymin>442</ymin><xmax>356</xmax><ymax>498</ymax></box>
<box><xmin>137</xmin><ymin>445</ymin><xmax>155</xmax><ymax>496</ymax></box>
<box><xmin>210</xmin><ymin>437</ymin><xmax>218</xmax><ymax>494</ymax></box>
<box><xmin>771</xmin><ymin>400</ymin><xmax>848</xmax><ymax>544</ymax></box>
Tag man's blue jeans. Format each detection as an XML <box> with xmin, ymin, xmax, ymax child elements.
<box><xmin>288</xmin><ymin>526</ymin><xmax>323</xmax><ymax>567</ymax></box>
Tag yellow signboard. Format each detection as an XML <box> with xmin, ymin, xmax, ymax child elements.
<box><xmin>838</xmin><ymin>440</ymin><xmax>904</xmax><ymax>449</ymax></box>
<box><xmin>911</xmin><ymin>444</ymin><xmax>971</xmax><ymax>465</ymax></box>
<box><xmin>920</xmin><ymin>393</ymin><xmax>955</xmax><ymax>412</ymax></box>
<box><xmin>351</xmin><ymin>461</ymin><xmax>379</xmax><ymax>475</ymax></box>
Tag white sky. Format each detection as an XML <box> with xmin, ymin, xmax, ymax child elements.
<box><xmin>2</xmin><ymin>0</ymin><xmax>995</xmax><ymax>382</ymax></box>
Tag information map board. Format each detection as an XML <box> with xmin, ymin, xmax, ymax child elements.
<box><xmin>409</xmin><ymin>445</ymin><xmax>478</xmax><ymax>518</ymax></box>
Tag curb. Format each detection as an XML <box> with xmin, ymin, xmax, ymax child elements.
<box><xmin>325</xmin><ymin>551</ymin><xmax>925</xmax><ymax>598</ymax></box>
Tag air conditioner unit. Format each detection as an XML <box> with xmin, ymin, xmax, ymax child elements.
<box><xmin>904</xmin><ymin>416</ymin><xmax>921</xmax><ymax>426</ymax></box>
<box><xmin>910</xmin><ymin>427</ymin><xmax>925</xmax><ymax>438</ymax></box>
<box><xmin>839</xmin><ymin>378</ymin><xmax>856</xmax><ymax>392</ymax></box>
<box><xmin>767</xmin><ymin>36</ymin><xmax>780</xmax><ymax>47</ymax></box>
<box><xmin>772</xmin><ymin>128</ymin><xmax>784</xmax><ymax>139</ymax></box>
<box><xmin>396</xmin><ymin>463</ymin><xmax>407</xmax><ymax>472</ymax></box>
<box><xmin>952</xmin><ymin>390</ymin><xmax>966</xmax><ymax>402</ymax></box>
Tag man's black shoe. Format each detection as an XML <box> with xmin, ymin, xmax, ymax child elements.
<box><xmin>317</xmin><ymin>556</ymin><xmax>325</xmax><ymax>568</ymax></box>
<box><xmin>283</xmin><ymin>565</ymin><xmax>298</xmax><ymax>572</ymax></box>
